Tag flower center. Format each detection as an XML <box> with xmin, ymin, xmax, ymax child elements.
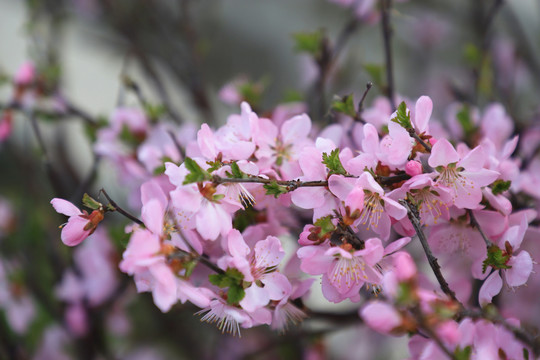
<box><xmin>358</xmin><ymin>191</ymin><xmax>384</xmax><ymax>231</ymax></box>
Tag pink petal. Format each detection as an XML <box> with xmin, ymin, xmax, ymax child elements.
<box><xmin>383</xmin><ymin>197</ymin><xmax>408</xmax><ymax>220</ymax></box>
<box><xmin>51</xmin><ymin>199</ymin><xmax>82</xmax><ymax>217</ymax></box>
<box><xmin>260</xmin><ymin>272</ymin><xmax>291</xmax><ymax>301</ymax></box>
<box><xmin>328</xmin><ymin>174</ymin><xmax>356</xmax><ymax>200</ymax></box>
<box><xmin>197</xmin><ymin>124</ymin><xmax>217</xmax><ymax>159</ymax></box>
<box><xmin>62</xmin><ymin>216</ymin><xmax>91</xmax><ymax>246</ymax></box>
<box><xmin>506</xmin><ymin>251</ymin><xmax>533</xmax><ymax>287</ymax></box>
<box><xmin>227</xmin><ymin>229</ymin><xmax>250</xmax><ymax>258</ymax></box>
<box><xmin>142</xmin><ymin>199</ymin><xmax>164</xmax><ymax>235</ymax></box>
<box><xmin>429</xmin><ymin>139</ymin><xmax>459</xmax><ymax>168</ymax></box>
<box><xmin>360</xmin><ymin>301</ymin><xmax>402</xmax><ymax>334</ymax></box>
<box><xmin>458</xmin><ymin>146</ymin><xmax>487</xmax><ymax>172</ymax></box>
<box><xmin>281</xmin><ymin>114</ymin><xmax>311</xmax><ymax>145</ymax></box>
<box><xmin>150</xmin><ymin>263</ymin><xmax>177</xmax><ymax>312</ymax></box>
<box><xmin>414</xmin><ymin>96</ymin><xmax>432</xmax><ymax>133</ymax></box>
<box><xmin>239</xmin><ymin>284</ymin><xmax>269</xmax><ymax>312</ymax></box>
<box><xmin>479</xmin><ymin>271</ymin><xmax>502</xmax><ymax>306</ymax></box>
<box><xmin>254</xmin><ymin>236</ymin><xmax>284</xmax><ymax>268</ymax></box>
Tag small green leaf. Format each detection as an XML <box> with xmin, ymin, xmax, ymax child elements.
<box><xmin>227</xmin><ymin>284</ymin><xmax>246</xmax><ymax>305</ymax></box>
<box><xmin>283</xmin><ymin>89</ymin><xmax>303</xmax><ymax>103</ymax></box>
<box><xmin>183</xmin><ymin>157</ymin><xmax>211</xmax><ymax>185</ymax></box>
<box><xmin>464</xmin><ymin>43</ymin><xmax>482</xmax><ymax>67</ymax></box>
<box><xmin>82</xmin><ymin>193</ymin><xmax>101</xmax><ymax>210</ymax></box>
<box><xmin>491</xmin><ymin>180</ymin><xmax>511</xmax><ymax>195</ymax></box>
<box><xmin>238</xmin><ymin>82</ymin><xmax>263</xmax><ymax>108</ymax></box>
<box><xmin>264</xmin><ymin>181</ymin><xmax>288</xmax><ymax>198</ymax></box>
<box><xmin>524</xmin><ymin>348</ymin><xmax>530</xmax><ymax>360</ymax></box>
<box><xmin>454</xmin><ymin>345</ymin><xmax>472</xmax><ymax>360</ymax></box>
<box><xmin>363</xmin><ymin>63</ymin><xmax>384</xmax><ymax>87</ymax></box>
<box><xmin>209</xmin><ymin>273</ymin><xmax>227</xmax><ymax>287</ymax></box>
<box><xmin>144</xmin><ymin>103</ymin><xmax>167</xmax><ymax>121</ymax></box>
<box><xmin>331</xmin><ymin>94</ymin><xmax>356</xmax><ymax>118</ymax></box>
<box><xmin>391</xmin><ymin>101</ymin><xmax>412</xmax><ymax>129</ymax></box>
<box><xmin>456</xmin><ymin>105</ymin><xmax>477</xmax><ymax>139</ymax></box>
<box><xmin>227</xmin><ymin>162</ymin><xmax>244</xmax><ymax>179</ymax></box>
<box><xmin>292</xmin><ymin>30</ymin><xmax>323</xmax><ymax>57</ymax></box>
<box><xmin>322</xmin><ymin>149</ymin><xmax>347</xmax><ymax>175</ymax></box>
<box><xmin>482</xmin><ymin>245</ymin><xmax>511</xmax><ymax>273</ymax></box>
<box><xmin>213</xmin><ymin>194</ymin><xmax>225</xmax><ymax>202</ymax></box>
<box><xmin>314</xmin><ymin>215</ymin><xmax>336</xmax><ymax>237</ymax></box>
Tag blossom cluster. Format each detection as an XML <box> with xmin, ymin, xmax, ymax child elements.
<box><xmin>49</xmin><ymin>92</ymin><xmax>539</xmax><ymax>358</ymax></box>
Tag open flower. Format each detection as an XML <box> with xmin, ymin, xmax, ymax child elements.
<box><xmin>428</xmin><ymin>139</ymin><xmax>499</xmax><ymax>209</ymax></box>
<box><xmin>51</xmin><ymin>199</ymin><xmax>104</xmax><ymax>246</ymax></box>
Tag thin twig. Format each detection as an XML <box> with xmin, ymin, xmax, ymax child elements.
<box><xmin>168</xmin><ymin>250</ymin><xmax>224</xmax><ymax>275</ymax></box>
<box><xmin>411</xmin><ymin>305</ymin><xmax>458</xmax><ymax>360</ymax></box>
<box><xmin>468</xmin><ymin>210</ymin><xmax>495</xmax><ymax>247</ymax></box>
<box><xmin>381</xmin><ymin>0</ymin><xmax>396</xmax><ymax>111</ymax></box>
<box><xmin>401</xmin><ymin>200</ymin><xmax>462</xmax><ymax>306</ymax></box>
<box><xmin>409</xmin><ymin>130</ymin><xmax>432</xmax><ymax>152</ymax></box>
<box><xmin>99</xmin><ymin>188</ymin><xmax>144</xmax><ymax>226</ymax></box>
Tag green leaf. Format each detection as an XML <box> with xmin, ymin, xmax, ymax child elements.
<box><xmin>363</xmin><ymin>63</ymin><xmax>384</xmax><ymax>87</ymax></box>
<box><xmin>331</xmin><ymin>94</ymin><xmax>356</xmax><ymax>118</ymax></box>
<box><xmin>322</xmin><ymin>149</ymin><xmax>347</xmax><ymax>175</ymax></box>
<box><xmin>454</xmin><ymin>346</ymin><xmax>472</xmax><ymax>360</ymax></box>
<box><xmin>456</xmin><ymin>105</ymin><xmax>477</xmax><ymax>138</ymax></box>
<box><xmin>183</xmin><ymin>157</ymin><xmax>211</xmax><ymax>185</ymax></box>
<box><xmin>391</xmin><ymin>101</ymin><xmax>412</xmax><ymax>129</ymax></box>
<box><xmin>208</xmin><ymin>268</ymin><xmax>246</xmax><ymax>304</ymax></box>
<box><xmin>263</xmin><ymin>181</ymin><xmax>288</xmax><ymax>198</ymax></box>
<box><xmin>491</xmin><ymin>180</ymin><xmax>511</xmax><ymax>195</ymax></box>
<box><xmin>227</xmin><ymin>284</ymin><xmax>246</xmax><ymax>305</ymax></box>
<box><xmin>292</xmin><ymin>30</ymin><xmax>323</xmax><ymax>57</ymax></box>
<box><xmin>144</xmin><ymin>103</ymin><xmax>167</xmax><ymax>122</ymax></box>
<box><xmin>283</xmin><ymin>89</ymin><xmax>304</xmax><ymax>103</ymax></box>
<box><xmin>208</xmin><ymin>273</ymin><xmax>227</xmax><ymax>287</ymax></box>
<box><xmin>314</xmin><ymin>215</ymin><xmax>336</xmax><ymax>237</ymax></box>
<box><xmin>464</xmin><ymin>43</ymin><xmax>482</xmax><ymax>67</ymax></box>
<box><xmin>82</xmin><ymin>193</ymin><xmax>101</xmax><ymax>210</ymax></box>
<box><xmin>227</xmin><ymin>161</ymin><xmax>244</xmax><ymax>179</ymax></box>
<box><xmin>482</xmin><ymin>245</ymin><xmax>511</xmax><ymax>273</ymax></box>
<box><xmin>238</xmin><ymin>82</ymin><xmax>263</xmax><ymax>108</ymax></box>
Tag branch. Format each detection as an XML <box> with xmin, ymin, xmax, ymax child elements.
<box><xmin>468</xmin><ymin>210</ymin><xmax>495</xmax><ymax>247</ymax></box>
<box><xmin>212</xmin><ymin>172</ymin><xmax>411</xmax><ymax>189</ymax></box>
<box><xmin>99</xmin><ymin>188</ymin><xmax>144</xmax><ymax>226</ymax></box>
<box><xmin>352</xmin><ymin>82</ymin><xmax>373</xmax><ymax>124</ymax></box>
<box><xmin>381</xmin><ymin>0</ymin><xmax>396</xmax><ymax>111</ymax></box>
<box><xmin>400</xmin><ymin>200</ymin><xmax>462</xmax><ymax>306</ymax></box>
<box><xmin>168</xmin><ymin>250</ymin><xmax>225</xmax><ymax>275</ymax></box>
<box><xmin>408</xmin><ymin>130</ymin><xmax>432</xmax><ymax>152</ymax></box>
<box><xmin>410</xmin><ymin>305</ymin><xmax>458</xmax><ymax>360</ymax></box>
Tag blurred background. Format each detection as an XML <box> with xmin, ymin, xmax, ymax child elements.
<box><xmin>1</xmin><ymin>0</ymin><xmax>540</xmax><ymax>359</ymax></box>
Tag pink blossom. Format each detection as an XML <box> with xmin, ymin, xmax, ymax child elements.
<box><xmin>14</xmin><ymin>61</ymin><xmax>36</xmax><ymax>85</ymax></box>
<box><xmin>428</xmin><ymin>139</ymin><xmax>499</xmax><ymax>209</ymax></box>
<box><xmin>51</xmin><ymin>198</ymin><xmax>104</xmax><ymax>246</ymax></box>
<box><xmin>218</xmin><ymin>229</ymin><xmax>291</xmax><ymax>312</ymax></box>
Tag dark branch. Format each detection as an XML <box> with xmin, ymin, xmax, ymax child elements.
<box><xmin>401</xmin><ymin>200</ymin><xmax>462</xmax><ymax>306</ymax></box>
<box><xmin>100</xmin><ymin>188</ymin><xmax>144</xmax><ymax>226</ymax></box>
<box><xmin>381</xmin><ymin>0</ymin><xmax>396</xmax><ymax>111</ymax></box>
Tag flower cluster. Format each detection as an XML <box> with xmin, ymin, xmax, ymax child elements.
<box><xmin>49</xmin><ymin>93</ymin><xmax>539</xmax><ymax>358</ymax></box>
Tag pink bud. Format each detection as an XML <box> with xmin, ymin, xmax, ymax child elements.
<box><xmin>436</xmin><ymin>320</ymin><xmax>460</xmax><ymax>346</ymax></box>
<box><xmin>65</xmin><ymin>303</ymin><xmax>88</xmax><ymax>337</ymax></box>
<box><xmin>393</xmin><ymin>251</ymin><xmax>417</xmax><ymax>281</ymax></box>
<box><xmin>14</xmin><ymin>61</ymin><xmax>36</xmax><ymax>86</ymax></box>
<box><xmin>360</xmin><ymin>301</ymin><xmax>402</xmax><ymax>334</ymax></box>
<box><xmin>405</xmin><ymin>160</ymin><xmax>423</xmax><ymax>176</ymax></box>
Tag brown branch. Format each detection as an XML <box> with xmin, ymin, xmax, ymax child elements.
<box><xmin>468</xmin><ymin>210</ymin><xmax>495</xmax><ymax>247</ymax></box>
<box><xmin>99</xmin><ymin>188</ymin><xmax>144</xmax><ymax>226</ymax></box>
<box><xmin>381</xmin><ymin>0</ymin><xmax>396</xmax><ymax>111</ymax></box>
<box><xmin>400</xmin><ymin>200</ymin><xmax>462</xmax><ymax>306</ymax></box>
